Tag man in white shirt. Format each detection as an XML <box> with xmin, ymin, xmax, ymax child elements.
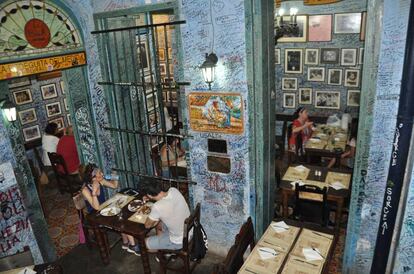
<box><xmin>42</xmin><ymin>122</ymin><xmax>60</xmax><ymax>166</ymax></box>
<box><xmin>142</xmin><ymin>180</ymin><xmax>190</xmax><ymax>251</ymax></box>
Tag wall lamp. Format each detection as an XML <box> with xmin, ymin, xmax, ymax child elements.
<box><xmin>201</xmin><ymin>52</ymin><xmax>218</xmax><ymax>90</ymax></box>
<box><xmin>1</xmin><ymin>99</ymin><xmax>17</xmax><ymax>122</ymax></box>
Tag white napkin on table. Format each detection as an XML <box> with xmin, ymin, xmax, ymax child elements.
<box><xmin>258</xmin><ymin>247</ymin><xmax>278</xmax><ymax>260</ymax></box>
<box><xmin>291</xmin><ymin>180</ymin><xmax>305</xmax><ymax>187</ymax></box>
<box><xmin>330</xmin><ymin>181</ymin><xmax>346</xmax><ymax>190</ymax></box>
<box><xmin>294</xmin><ymin>165</ymin><xmax>308</xmax><ymax>172</ymax></box>
<box><xmin>270</xmin><ymin>221</ymin><xmax>289</xmax><ymax>233</ymax></box>
<box><xmin>302</xmin><ymin>247</ymin><xmax>324</xmax><ymax>261</ymax></box>
<box><xmin>18</xmin><ymin>267</ymin><xmax>36</xmax><ymax>274</ymax></box>
<box><xmin>309</xmin><ymin>138</ymin><xmax>321</xmax><ymax>143</ymax></box>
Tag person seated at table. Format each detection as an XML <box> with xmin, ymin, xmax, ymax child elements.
<box><xmin>288</xmin><ymin>107</ymin><xmax>314</xmax><ymax>152</ymax></box>
<box><xmin>42</xmin><ymin>122</ymin><xmax>60</xmax><ymax>169</ymax></box>
<box><xmin>81</xmin><ymin>164</ymin><xmax>141</xmax><ymax>255</ymax></box>
<box><xmin>160</xmin><ymin>130</ymin><xmax>185</xmax><ymax>177</ymax></box>
<box><xmin>56</xmin><ymin>126</ymin><xmax>80</xmax><ymax>174</ymax></box>
<box><xmin>141</xmin><ymin>179</ymin><xmax>190</xmax><ymax>252</ymax></box>
<box><xmin>328</xmin><ymin>122</ymin><xmax>358</xmax><ymax>168</ymax></box>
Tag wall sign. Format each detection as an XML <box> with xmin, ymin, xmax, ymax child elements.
<box><xmin>275</xmin><ymin>0</ymin><xmax>343</xmax><ymax>7</ymax></box>
<box><xmin>0</xmin><ymin>52</ymin><xmax>86</xmax><ymax>80</ymax></box>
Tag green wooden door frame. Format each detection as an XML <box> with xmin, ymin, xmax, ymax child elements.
<box><xmin>245</xmin><ymin>0</ymin><xmax>276</xmax><ymax>237</ymax></box>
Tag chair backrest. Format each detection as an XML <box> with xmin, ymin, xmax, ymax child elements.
<box><xmin>0</xmin><ymin>246</ymin><xmax>34</xmax><ymax>271</ymax></box>
<box><xmin>182</xmin><ymin>203</ymin><xmax>201</xmax><ymax>251</ymax></box>
<box><xmin>294</xmin><ymin>184</ymin><xmax>328</xmax><ymax>226</ymax></box>
<box><xmin>48</xmin><ymin>152</ymin><xmax>69</xmax><ymax>175</ymax></box>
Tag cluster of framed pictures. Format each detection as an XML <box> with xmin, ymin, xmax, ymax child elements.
<box><xmin>283</xmin><ymin>89</ymin><xmax>360</xmax><ymax>109</ymax></box>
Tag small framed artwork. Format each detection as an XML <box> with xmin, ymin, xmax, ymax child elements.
<box><xmin>344</xmin><ymin>69</ymin><xmax>360</xmax><ymax>87</ymax></box>
<box><xmin>60</xmin><ymin>80</ymin><xmax>65</xmax><ymax>94</ymax></box>
<box><xmin>334</xmin><ymin>13</ymin><xmax>362</xmax><ymax>34</ymax></box>
<box><xmin>41</xmin><ymin>83</ymin><xmax>58</xmax><ymax>100</ymax></box>
<box><xmin>160</xmin><ymin>63</ymin><xmax>166</xmax><ymax>75</ymax></box>
<box><xmin>136</xmin><ymin>37</ymin><xmax>150</xmax><ymax>71</ymax></box>
<box><xmin>307</xmin><ymin>67</ymin><xmax>325</xmax><ymax>82</ymax></box>
<box><xmin>299</xmin><ymin>88</ymin><xmax>312</xmax><ymax>105</ymax></box>
<box><xmin>283</xmin><ymin>93</ymin><xmax>296</xmax><ymax>109</ymax></box>
<box><xmin>168</xmin><ymin>47</ymin><xmax>173</xmax><ymax>59</ymax></box>
<box><xmin>315</xmin><ymin>91</ymin><xmax>340</xmax><ymax>109</ymax></box>
<box><xmin>278</xmin><ymin>15</ymin><xmax>308</xmax><ymax>43</ymax></box>
<box><xmin>320</xmin><ymin>48</ymin><xmax>339</xmax><ymax>64</ymax></box>
<box><xmin>64</xmin><ymin>98</ymin><xmax>69</xmax><ymax>111</ymax></box>
<box><xmin>275</xmin><ymin>48</ymin><xmax>280</xmax><ymax>64</ymax></box>
<box><xmin>67</xmin><ymin>114</ymin><xmax>72</xmax><ymax>126</ymax></box>
<box><xmin>347</xmin><ymin>90</ymin><xmax>361</xmax><ymax>106</ymax></box>
<box><xmin>359</xmin><ymin>48</ymin><xmax>364</xmax><ymax>64</ymax></box>
<box><xmin>285</xmin><ymin>49</ymin><xmax>303</xmax><ymax>74</ymax></box>
<box><xmin>50</xmin><ymin>117</ymin><xmax>65</xmax><ymax>130</ymax></box>
<box><xmin>169</xmin><ymin>64</ymin><xmax>174</xmax><ymax>74</ymax></box>
<box><xmin>282</xmin><ymin>78</ymin><xmax>298</xmax><ymax>91</ymax></box>
<box><xmin>45</xmin><ymin>102</ymin><xmax>62</xmax><ymax>117</ymax></box>
<box><xmin>158</xmin><ymin>48</ymin><xmax>166</xmax><ymax>61</ymax></box>
<box><xmin>328</xmin><ymin>69</ymin><xmax>343</xmax><ymax>85</ymax></box>
<box><xmin>18</xmin><ymin>108</ymin><xmax>37</xmax><ymax>125</ymax></box>
<box><xmin>341</xmin><ymin>48</ymin><xmax>357</xmax><ymax>66</ymax></box>
<box><xmin>168</xmin><ymin>91</ymin><xmax>178</xmax><ymax>102</ymax></box>
<box><xmin>308</xmin><ymin>15</ymin><xmax>332</xmax><ymax>42</ymax></box>
<box><xmin>146</xmin><ymin>93</ymin><xmax>159</xmax><ymax>111</ymax></box>
<box><xmin>305</xmin><ymin>49</ymin><xmax>319</xmax><ymax>65</ymax></box>
<box><xmin>13</xmin><ymin>89</ymin><xmax>33</xmax><ymax>105</ymax></box>
<box><xmin>22</xmin><ymin>125</ymin><xmax>41</xmax><ymax>142</ymax></box>
<box><xmin>360</xmin><ymin>12</ymin><xmax>367</xmax><ymax>41</ymax></box>
<box><xmin>8</xmin><ymin>77</ymin><xmax>31</xmax><ymax>89</ymax></box>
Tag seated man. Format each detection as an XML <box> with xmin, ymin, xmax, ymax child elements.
<box><xmin>56</xmin><ymin>126</ymin><xmax>80</xmax><ymax>174</ymax></box>
<box><xmin>142</xmin><ymin>180</ymin><xmax>190</xmax><ymax>251</ymax></box>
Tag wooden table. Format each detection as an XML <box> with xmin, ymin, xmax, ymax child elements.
<box><xmin>239</xmin><ymin>219</ymin><xmax>336</xmax><ymax>274</ymax></box>
<box><xmin>86</xmin><ymin>189</ymin><xmax>152</xmax><ymax>274</ymax></box>
<box><xmin>280</xmin><ymin>165</ymin><xmax>351</xmax><ymax>232</ymax></box>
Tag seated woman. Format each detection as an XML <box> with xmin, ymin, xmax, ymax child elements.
<box><xmin>160</xmin><ymin>130</ymin><xmax>185</xmax><ymax>177</ymax></box>
<box><xmin>42</xmin><ymin>122</ymin><xmax>60</xmax><ymax>169</ymax></box>
<box><xmin>81</xmin><ymin>164</ymin><xmax>140</xmax><ymax>255</ymax></box>
<box><xmin>288</xmin><ymin>107</ymin><xmax>314</xmax><ymax>153</ymax></box>
<box><xmin>328</xmin><ymin>122</ymin><xmax>358</xmax><ymax>168</ymax></box>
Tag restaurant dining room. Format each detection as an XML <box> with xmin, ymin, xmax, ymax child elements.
<box><xmin>0</xmin><ymin>0</ymin><xmax>413</xmax><ymax>273</ymax></box>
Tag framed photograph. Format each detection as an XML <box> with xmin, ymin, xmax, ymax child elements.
<box><xmin>328</xmin><ymin>69</ymin><xmax>343</xmax><ymax>85</ymax></box>
<box><xmin>305</xmin><ymin>49</ymin><xmax>319</xmax><ymax>65</ymax></box>
<box><xmin>18</xmin><ymin>108</ymin><xmax>37</xmax><ymax>125</ymax></box>
<box><xmin>167</xmin><ymin>91</ymin><xmax>178</xmax><ymax>102</ymax></box>
<box><xmin>347</xmin><ymin>90</ymin><xmax>361</xmax><ymax>106</ymax></box>
<box><xmin>148</xmin><ymin>109</ymin><xmax>161</xmax><ymax>129</ymax></box>
<box><xmin>50</xmin><ymin>117</ymin><xmax>65</xmax><ymax>130</ymax></box>
<box><xmin>315</xmin><ymin>91</ymin><xmax>341</xmax><ymax>109</ymax></box>
<box><xmin>160</xmin><ymin>63</ymin><xmax>166</xmax><ymax>75</ymax></box>
<box><xmin>168</xmin><ymin>47</ymin><xmax>173</xmax><ymax>59</ymax></box>
<box><xmin>360</xmin><ymin>12</ymin><xmax>367</xmax><ymax>41</ymax></box>
<box><xmin>45</xmin><ymin>102</ymin><xmax>62</xmax><ymax>117</ymax></box>
<box><xmin>278</xmin><ymin>15</ymin><xmax>308</xmax><ymax>43</ymax></box>
<box><xmin>169</xmin><ymin>64</ymin><xmax>174</xmax><ymax>74</ymax></box>
<box><xmin>283</xmin><ymin>93</ymin><xmax>296</xmax><ymax>109</ymax></box>
<box><xmin>344</xmin><ymin>69</ymin><xmax>360</xmax><ymax>87</ymax></box>
<box><xmin>285</xmin><ymin>49</ymin><xmax>303</xmax><ymax>74</ymax></box>
<box><xmin>320</xmin><ymin>48</ymin><xmax>339</xmax><ymax>64</ymax></box>
<box><xmin>282</xmin><ymin>78</ymin><xmax>298</xmax><ymax>91</ymax></box>
<box><xmin>13</xmin><ymin>89</ymin><xmax>33</xmax><ymax>105</ymax></box>
<box><xmin>146</xmin><ymin>93</ymin><xmax>159</xmax><ymax>111</ymax></box>
<box><xmin>334</xmin><ymin>13</ymin><xmax>362</xmax><ymax>34</ymax></box>
<box><xmin>359</xmin><ymin>48</ymin><xmax>364</xmax><ymax>64</ymax></box>
<box><xmin>158</xmin><ymin>48</ymin><xmax>165</xmax><ymax>61</ymax></box>
<box><xmin>67</xmin><ymin>114</ymin><xmax>72</xmax><ymax>126</ymax></box>
<box><xmin>41</xmin><ymin>83</ymin><xmax>58</xmax><ymax>100</ymax></box>
<box><xmin>307</xmin><ymin>67</ymin><xmax>325</xmax><ymax>82</ymax></box>
<box><xmin>8</xmin><ymin>77</ymin><xmax>31</xmax><ymax>89</ymax></box>
<box><xmin>22</xmin><ymin>125</ymin><xmax>41</xmax><ymax>142</ymax></box>
<box><xmin>136</xmin><ymin>38</ymin><xmax>150</xmax><ymax>71</ymax></box>
<box><xmin>341</xmin><ymin>48</ymin><xmax>357</xmax><ymax>66</ymax></box>
<box><xmin>299</xmin><ymin>88</ymin><xmax>312</xmax><ymax>105</ymax></box>
<box><xmin>275</xmin><ymin>48</ymin><xmax>280</xmax><ymax>64</ymax></box>
<box><xmin>60</xmin><ymin>80</ymin><xmax>65</xmax><ymax>94</ymax></box>
<box><xmin>64</xmin><ymin>98</ymin><xmax>69</xmax><ymax>111</ymax></box>
<box><xmin>308</xmin><ymin>15</ymin><xmax>332</xmax><ymax>42</ymax></box>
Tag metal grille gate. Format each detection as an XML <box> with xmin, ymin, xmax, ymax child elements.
<box><xmin>92</xmin><ymin>14</ymin><xmax>193</xmax><ymax>193</ymax></box>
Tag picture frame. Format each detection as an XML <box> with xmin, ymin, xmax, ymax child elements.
<box><xmin>49</xmin><ymin>117</ymin><xmax>65</xmax><ymax>130</ymax></box>
<box><xmin>67</xmin><ymin>114</ymin><xmax>72</xmax><ymax>126</ymax></box>
<box><xmin>45</xmin><ymin>102</ymin><xmax>62</xmax><ymax>117</ymax></box>
<box><xmin>22</xmin><ymin>125</ymin><xmax>41</xmax><ymax>142</ymax></box>
<box><xmin>315</xmin><ymin>91</ymin><xmax>341</xmax><ymax>109</ymax></box>
<box><xmin>146</xmin><ymin>93</ymin><xmax>159</xmax><ymax>111</ymax></box>
<box><xmin>341</xmin><ymin>48</ymin><xmax>357</xmax><ymax>66</ymax></box>
<box><xmin>360</xmin><ymin>12</ymin><xmax>367</xmax><ymax>41</ymax></box>
<box><xmin>359</xmin><ymin>48</ymin><xmax>364</xmax><ymax>64</ymax></box>
<box><xmin>275</xmin><ymin>48</ymin><xmax>280</xmax><ymax>64</ymax></box>
<box><xmin>41</xmin><ymin>83</ymin><xmax>58</xmax><ymax>100</ymax></box>
<box><xmin>347</xmin><ymin>90</ymin><xmax>361</xmax><ymax>106</ymax></box>
<box><xmin>169</xmin><ymin>63</ymin><xmax>174</xmax><ymax>75</ymax></box>
<box><xmin>278</xmin><ymin>15</ymin><xmax>308</xmax><ymax>43</ymax></box>
<box><xmin>148</xmin><ymin>109</ymin><xmax>161</xmax><ymax>130</ymax></box>
<box><xmin>299</xmin><ymin>88</ymin><xmax>312</xmax><ymax>105</ymax></box>
<box><xmin>168</xmin><ymin>47</ymin><xmax>173</xmax><ymax>59</ymax></box>
<box><xmin>64</xmin><ymin>98</ymin><xmax>69</xmax><ymax>111</ymax></box>
<box><xmin>344</xmin><ymin>69</ymin><xmax>360</xmax><ymax>87</ymax></box>
<box><xmin>282</xmin><ymin>77</ymin><xmax>298</xmax><ymax>91</ymax></box>
<box><xmin>160</xmin><ymin>63</ymin><xmax>166</xmax><ymax>75</ymax></box>
<box><xmin>60</xmin><ymin>80</ymin><xmax>65</xmax><ymax>94</ymax></box>
<box><xmin>308</xmin><ymin>15</ymin><xmax>332</xmax><ymax>42</ymax></box>
<box><xmin>158</xmin><ymin>48</ymin><xmax>166</xmax><ymax>61</ymax></box>
<box><xmin>8</xmin><ymin>77</ymin><xmax>31</xmax><ymax>89</ymax></box>
<box><xmin>285</xmin><ymin>49</ymin><xmax>303</xmax><ymax>74</ymax></box>
<box><xmin>18</xmin><ymin>108</ymin><xmax>37</xmax><ymax>125</ymax></box>
<box><xmin>320</xmin><ymin>48</ymin><xmax>339</xmax><ymax>64</ymax></box>
<box><xmin>307</xmin><ymin>67</ymin><xmax>325</xmax><ymax>82</ymax></box>
<box><xmin>305</xmin><ymin>49</ymin><xmax>319</xmax><ymax>65</ymax></box>
<box><xmin>167</xmin><ymin>91</ymin><xmax>178</xmax><ymax>102</ymax></box>
<box><xmin>334</xmin><ymin>13</ymin><xmax>362</xmax><ymax>34</ymax></box>
<box><xmin>283</xmin><ymin>93</ymin><xmax>296</xmax><ymax>109</ymax></box>
<box><xmin>13</xmin><ymin>89</ymin><xmax>33</xmax><ymax>105</ymax></box>
<box><xmin>328</xmin><ymin>69</ymin><xmax>343</xmax><ymax>85</ymax></box>
<box><xmin>136</xmin><ymin>37</ymin><xmax>150</xmax><ymax>71</ymax></box>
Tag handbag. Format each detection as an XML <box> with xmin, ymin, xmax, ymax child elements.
<box><xmin>190</xmin><ymin>220</ymin><xmax>208</xmax><ymax>261</ymax></box>
<box><xmin>72</xmin><ymin>191</ymin><xmax>86</xmax><ymax>210</ymax></box>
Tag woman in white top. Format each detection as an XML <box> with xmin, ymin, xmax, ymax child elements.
<box><xmin>42</xmin><ymin>122</ymin><xmax>60</xmax><ymax>167</ymax></box>
<box><xmin>328</xmin><ymin>122</ymin><xmax>358</xmax><ymax>168</ymax></box>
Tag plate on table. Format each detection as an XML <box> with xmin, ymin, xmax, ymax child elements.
<box><xmin>138</xmin><ymin>202</ymin><xmax>153</xmax><ymax>215</ymax></box>
<box><xmin>128</xmin><ymin>200</ymin><xmax>144</xmax><ymax>212</ymax></box>
<box><xmin>100</xmin><ymin>206</ymin><xmax>121</xmax><ymax>216</ymax></box>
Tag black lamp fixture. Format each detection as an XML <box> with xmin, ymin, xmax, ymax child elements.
<box><xmin>200</xmin><ymin>52</ymin><xmax>218</xmax><ymax>90</ymax></box>
<box><xmin>275</xmin><ymin>7</ymin><xmax>299</xmax><ymax>45</ymax></box>
<box><xmin>1</xmin><ymin>99</ymin><xmax>17</xmax><ymax>122</ymax></box>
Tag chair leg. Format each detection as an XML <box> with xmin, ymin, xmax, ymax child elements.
<box><xmin>157</xmin><ymin>252</ymin><xmax>167</xmax><ymax>274</ymax></box>
<box><xmin>183</xmin><ymin>256</ymin><xmax>190</xmax><ymax>274</ymax></box>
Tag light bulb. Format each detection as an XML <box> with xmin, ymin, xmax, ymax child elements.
<box><xmin>289</xmin><ymin>7</ymin><xmax>298</xmax><ymax>16</ymax></box>
<box><xmin>278</xmin><ymin>8</ymin><xmax>285</xmax><ymax>17</ymax></box>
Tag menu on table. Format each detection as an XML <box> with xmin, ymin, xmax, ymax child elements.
<box><xmin>98</xmin><ymin>193</ymin><xmax>135</xmax><ymax>210</ymax></box>
<box><xmin>305</xmin><ymin>139</ymin><xmax>327</xmax><ymax>150</ymax></box>
<box><xmin>281</xmin><ymin>254</ymin><xmax>324</xmax><ymax>274</ymax></box>
<box><xmin>238</xmin><ymin>247</ymin><xmax>287</xmax><ymax>274</ymax></box>
<box><xmin>259</xmin><ymin>224</ymin><xmax>300</xmax><ymax>253</ymax></box>
<box><xmin>282</xmin><ymin>166</ymin><xmax>310</xmax><ymax>182</ymax></box>
<box><xmin>290</xmin><ymin>228</ymin><xmax>333</xmax><ymax>260</ymax></box>
<box><xmin>325</xmin><ymin>172</ymin><xmax>351</xmax><ymax>189</ymax></box>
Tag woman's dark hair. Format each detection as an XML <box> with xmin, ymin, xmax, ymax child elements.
<box><xmin>140</xmin><ymin>178</ymin><xmax>164</xmax><ymax>196</ymax></box>
<box><xmin>293</xmin><ymin>107</ymin><xmax>305</xmax><ymax>120</ymax></box>
<box><xmin>82</xmin><ymin>163</ymin><xmax>97</xmax><ymax>184</ymax></box>
<box><xmin>166</xmin><ymin>129</ymin><xmax>180</xmax><ymax>146</ymax></box>
<box><xmin>45</xmin><ymin>122</ymin><xmax>58</xmax><ymax>135</ymax></box>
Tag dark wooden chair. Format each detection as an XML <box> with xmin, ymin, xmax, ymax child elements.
<box><xmin>28</xmin><ymin>159</ymin><xmax>46</xmax><ymax>212</ymax></box>
<box><xmin>157</xmin><ymin>203</ymin><xmax>202</xmax><ymax>274</ymax></box>
<box><xmin>48</xmin><ymin>152</ymin><xmax>82</xmax><ymax>195</ymax></box>
<box><xmin>212</xmin><ymin>217</ymin><xmax>255</xmax><ymax>274</ymax></box>
<box><xmin>293</xmin><ymin>184</ymin><xmax>329</xmax><ymax>227</ymax></box>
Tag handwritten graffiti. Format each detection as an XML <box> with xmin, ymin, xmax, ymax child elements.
<box><xmin>207</xmin><ymin>175</ymin><xmax>227</xmax><ymax>192</ymax></box>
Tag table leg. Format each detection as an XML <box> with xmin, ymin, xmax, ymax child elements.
<box><xmin>93</xmin><ymin>226</ymin><xmax>110</xmax><ymax>265</ymax></box>
<box><xmin>335</xmin><ymin>199</ymin><xmax>344</xmax><ymax>232</ymax></box>
<box><xmin>282</xmin><ymin>191</ymin><xmax>289</xmax><ymax>217</ymax></box>
<box><xmin>137</xmin><ymin>235</ymin><xmax>151</xmax><ymax>274</ymax></box>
